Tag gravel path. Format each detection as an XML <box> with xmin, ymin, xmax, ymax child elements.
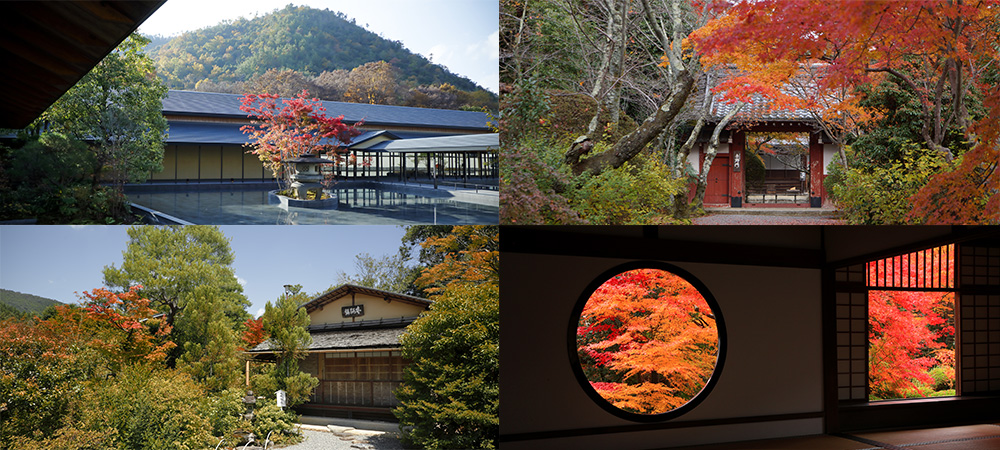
<box><xmin>692</xmin><ymin>214</ymin><xmax>845</xmax><ymax>225</ymax></box>
<box><xmin>275</xmin><ymin>429</ymin><xmax>405</xmax><ymax>450</ymax></box>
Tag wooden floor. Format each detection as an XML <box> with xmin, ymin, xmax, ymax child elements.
<box><xmin>662</xmin><ymin>423</ymin><xmax>1000</xmax><ymax>450</ymax></box>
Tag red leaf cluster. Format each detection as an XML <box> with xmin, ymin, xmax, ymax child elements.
<box><xmin>577</xmin><ymin>268</ymin><xmax>719</xmax><ymax>414</ymax></box>
<box><xmin>240</xmin><ymin>90</ymin><xmax>364</xmax><ymax>184</ymax></box>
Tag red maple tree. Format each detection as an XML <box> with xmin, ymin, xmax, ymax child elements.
<box><xmin>239</xmin><ymin>316</ymin><xmax>268</xmax><ymax>351</ymax></box>
<box><xmin>693</xmin><ymin>1</ymin><xmax>999</xmax><ymax>223</ymax></box>
<box><xmin>81</xmin><ymin>286</ymin><xmax>176</xmax><ymax>369</ymax></box>
<box><xmin>867</xmin><ymin>246</ymin><xmax>955</xmax><ymax>399</ymax></box>
<box><xmin>240</xmin><ymin>90</ymin><xmax>363</xmax><ymax>187</ymax></box>
<box><xmin>577</xmin><ymin>268</ymin><xmax>719</xmax><ymax>414</ymax></box>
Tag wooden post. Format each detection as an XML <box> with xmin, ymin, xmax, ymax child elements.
<box><xmin>246</xmin><ymin>359</ymin><xmax>250</xmax><ymax>387</ymax></box>
<box><xmin>730</xmin><ymin>131</ymin><xmax>745</xmax><ymax>208</ymax></box>
<box><xmin>809</xmin><ymin>132</ymin><xmax>824</xmax><ymax>207</ymax></box>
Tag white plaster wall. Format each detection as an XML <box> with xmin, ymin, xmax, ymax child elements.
<box><xmin>309</xmin><ymin>292</ymin><xmax>427</xmax><ymax>325</ymax></box>
<box><xmin>823</xmin><ymin>144</ymin><xmax>839</xmax><ymax>175</ymax></box>
<box><xmin>500</xmin><ymin>252</ymin><xmax>824</xmax><ymax>449</ymax></box>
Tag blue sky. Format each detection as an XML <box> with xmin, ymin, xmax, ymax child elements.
<box><xmin>138</xmin><ymin>0</ymin><xmax>499</xmax><ymax>93</ymax></box>
<box><xmin>0</xmin><ymin>225</ymin><xmax>409</xmax><ymax>319</ymax></box>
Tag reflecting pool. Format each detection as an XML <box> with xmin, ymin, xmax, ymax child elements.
<box><xmin>127</xmin><ymin>184</ymin><xmax>498</xmax><ymax>225</ymax></box>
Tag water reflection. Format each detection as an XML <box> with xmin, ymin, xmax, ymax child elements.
<box><xmin>128</xmin><ymin>187</ymin><xmax>498</xmax><ymax>225</ymax></box>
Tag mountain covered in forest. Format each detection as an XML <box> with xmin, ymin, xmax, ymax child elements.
<box><xmin>0</xmin><ymin>289</ymin><xmax>64</xmax><ymax>315</ymax></box>
<box><xmin>146</xmin><ymin>4</ymin><xmax>495</xmax><ymax>110</ymax></box>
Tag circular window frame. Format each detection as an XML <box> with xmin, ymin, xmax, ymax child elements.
<box><xmin>567</xmin><ymin>261</ymin><xmax>727</xmax><ymax>422</ymax></box>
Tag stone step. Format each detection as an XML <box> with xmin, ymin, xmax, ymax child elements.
<box><xmin>704</xmin><ymin>207</ymin><xmax>841</xmax><ymax>217</ymax></box>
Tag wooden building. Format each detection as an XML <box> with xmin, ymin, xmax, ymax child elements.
<box><xmin>248</xmin><ymin>284</ymin><xmax>430</xmax><ymax>421</ymax></box>
<box><xmin>501</xmin><ymin>226</ymin><xmax>1000</xmax><ymax>450</ymax></box>
<box><xmin>686</xmin><ymin>73</ymin><xmax>840</xmax><ymax>208</ymax></box>
<box><xmin>154</xmin><ymin>90</ymin><xmax>496</xmax><ymax>186</ymax></box>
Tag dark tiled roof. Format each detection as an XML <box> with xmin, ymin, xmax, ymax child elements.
<box><xmin>692</xmin><ymin>70</ymin><xmax>820</xmax><ymax>123</ymax></box>
<box><xmin>249</xmin><ymin>323</ymin><xmax>411</xmax><ymax>352</ymax></box>
<box><xmin>162</xmin><ymin>90</ymin><xmax>491</xmax><ymax>131</ymax></box>
<box><xmin>362</xmin><ymin>133</ymin><xmax>499</xmax><ymax>152</ymax></box>
<box><xmin>164</xmin><ymin>121</ymin><xmax>451</xmax><ymax>145</ymax></box>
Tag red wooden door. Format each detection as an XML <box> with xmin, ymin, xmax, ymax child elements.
<box><xmin>705</xmin><ymin>155</ymin><xmax>729</xmax><ymax>204</ymax></box>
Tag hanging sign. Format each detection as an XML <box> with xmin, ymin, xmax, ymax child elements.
<box><xmin>733</xmin><ymin>152</ymin><xmax>742</xmax><ymax>172</ymax></box>
<box><xmin>342</xmin><ymin>304</ymin><xmax>364</xmax><ymax>318</ymax></box>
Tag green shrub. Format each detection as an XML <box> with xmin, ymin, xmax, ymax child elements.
<box><xmin>10</xmin><ymin>426</ymin><xmax>117</xmax><ymax>450</ymax></box>
<box><xmin>827</xmin><ymin>144</ymin><xmax>945</xmax><ymax>224</ymax></box>
<box><xmin>545</xmin><ymin>90</ymin><xmax>638</xmax><ymax>143</ymax></box>
<box><xmin>80</xmin><ymin>364</ymin><xmax>213</xmax><ymax>450</ymax></box>
<box><xmin>199</xmin><ymin>387</ymin><xmax>246</xmax><ymax>438</ymax></box>
<box><xmin>0</xmin><ymin>132</ymin><xmax>132</xmax><ymax>223</ymax></box>
<box><xmin>574</xmin><ymin>151</ymin><xmax>686</xmax><ymax>224</ymax></box>
<box><xmin>928</xmin><ymin>366</ymin><xmax>955</xmax><ymax>391</ymax></box>
<box><xmin>250</xmin><ymin>398</ymin><xmax>302</xmax><ymax>445</ymax></box>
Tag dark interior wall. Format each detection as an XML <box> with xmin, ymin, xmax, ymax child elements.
<box><xmin>500</xmin><ymin>252</ymin><xmax>825</xmax><ymax>450</ymax></box>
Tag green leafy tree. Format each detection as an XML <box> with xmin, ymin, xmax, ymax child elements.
<box><xmin>39</xmin><ymin>33</ymin><xmax>168</xmax><ymax>201</ymax></box>
<box><xmin>102</xmin><ymin>226</ymin><xmax>249</xmax><ymax>365</ymax></box>
<box><xmin>176</xmin><ymin>287</ymin><xmax>244</xmax><ymax>392</ymax></box>
<box><xmin>335</xmin><ymin>251</ymin><xmax>414</xmax><ymax>294</ymax></box>
<box><xmin>394</xmin><ymin>226</ymin><xmax>499</xmax><ymax>449</ymax></box>
<box><xmin>254</xmin><ymin>285</ymin><xmax>318</xmax><ymax>407</ymax></box>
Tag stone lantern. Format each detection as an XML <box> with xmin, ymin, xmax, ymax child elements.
<box><xmin>284</xmin><ymin>152</ymin><xmax>334</xmax><ymax>200</ymax></box>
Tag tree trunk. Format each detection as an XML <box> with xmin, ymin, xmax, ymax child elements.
<box><xmin>692</xmin><ymin>105</ymin><xmax>742</xmax><ymax>211</ymax></box>
<box><xmin>568</xmin><ymin>71</ymin><xmax>696</xmax><ymax>176</ymax></box>
<box><xmin>670</xmin><ymin>117</ymin><xmax>705</xmax><ymax>219</ymax></box>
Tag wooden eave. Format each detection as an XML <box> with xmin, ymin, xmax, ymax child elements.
<box><xmin>0</xmin><ymin>1</ymin><xmax>166</xmax><ymax>128</ymax></box>
<box><xmin>302</xmin><ymin>284</ymin><xmax>431</xmax><ymax>313</ymax></box>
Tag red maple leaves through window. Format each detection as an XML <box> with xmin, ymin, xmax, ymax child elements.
<box><xmin>867</xmin><ymin>245</ymin><xmax>956</xmax><ymax>400</ymax></box>
<box><xmin>576</xmin><ymin>268</ymin><xmax>719</xmax><ymax>415</ymax></box>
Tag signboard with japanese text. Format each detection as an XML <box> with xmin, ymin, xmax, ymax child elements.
<box><xmin>342</xmin><ymin>304</ymin><xmax>364</xmax><ymax>318</ymax></box>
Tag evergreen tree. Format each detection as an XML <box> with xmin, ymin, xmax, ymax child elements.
<box><xmin>254</xmin><ymin>285</ymin><xmax>318</xmax><ymax>407</ymax></box>
<box><xmin>102</xmin><ymin>226</ymin><xmax>249</xmax><ymax>365</ymax></box>
<box><xmin>394</xmin><ymin>226</ymin><xmax>499</xmax><ymax>449</ymax></box>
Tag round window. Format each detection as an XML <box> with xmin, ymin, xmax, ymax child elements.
<box><xmin>569</xmin><ymin>262</ymin><xmax>726</xmax><ymax>421</ymax></box>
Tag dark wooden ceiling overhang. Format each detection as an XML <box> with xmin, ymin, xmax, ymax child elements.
<box><xmin>0</xmin><ymin>1</ymin><xmax>166</xmax><ymax>129</ymax></box>
<box><xmin>302</xmin><ymin>284</ymin><xmax>432</xmax><ymax>313</ymax></box>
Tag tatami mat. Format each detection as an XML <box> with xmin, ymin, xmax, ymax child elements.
<box><xmin>662</xmin><ymin>434</ymin><xmax>872</xmax><ymax>450</ymax></box>
<box><xmin>661</xmin><ymin>423</ymin><xmax>1000</xmax><ymax>450</ymax></box>
<box><xmin>855</xmin><ymin>424</ymin><xmax>1000</xmax><ymax>446</ymax></box>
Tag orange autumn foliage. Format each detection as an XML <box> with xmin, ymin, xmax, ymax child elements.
<box><xmin>81</xmin><ymin>286</ymin><xmax>176</xmax><ymax>369</ymax></box>
<box><xmin>693</xmin><ymin>1</ymin><xmax>999</xmax><ymax>223</ymax></box>
<box><xmin>577</xmin><ymin>268</ymin><xmax>719</xmax><ymax>415</ymax></box>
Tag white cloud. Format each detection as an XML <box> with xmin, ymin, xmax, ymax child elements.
<box><xmin>428</xmin><ymin>44</ymin><xmax>453</xmax><ymax>65</ymax></box>
<box><xmin>237</xmin><ymin>276</ymin><xmax>247</xmax><ymax>287</ymax></box>
<box><xmin>488</xmin><ymin>29</ymin><xmax>499</xmax><ymax>60</ymax></box>
<box><xmin>255</xmin><ymin>308</ymin><xmax>265</xmax><ymax>318</ymax></box>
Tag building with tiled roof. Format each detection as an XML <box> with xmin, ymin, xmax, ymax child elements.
<box><xmin>247</xmin><ymin>284</ymin><xmax>432</xmax><ymax>421</ymax></box>
<box><xmin>682</xmin><ymin>70</ymin><xmax>840</xmax><ymax>208</ymax></box>
<box><xmin>152</xmin><ymin>90</ymin><xmax>497</xmax><ymax>186</ymax></box>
